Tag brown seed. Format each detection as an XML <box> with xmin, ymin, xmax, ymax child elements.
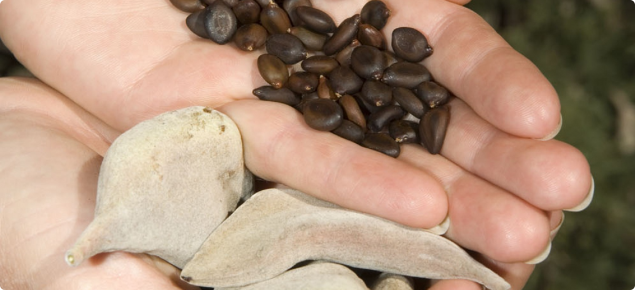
<box><xmin>170</xmin><ymin>0</ymin><xmax>205</xmax><ymax>13</ymax></box>
<box><xmin>322</xmin><ymin>14</ymin><xmax>361</xmax><ymax>56</ymax></box>
<box><xmin>295</xmin><ymin>6</ymin><xmax>337</xmax><ymax>34</ymax></box>
<box><xmin>295</xmin><ymin>91</ymin><xmax>320</xmax><ymax>112</ymax></box>
<box><xmin>301</xmin><ymin>55</ymin><xmax>339</xmax><ymax>75</ymax></box>
<box><xmin>351</xmin><ymin>45</ymin><xmax>387</xmax><ymax>80</ymax></box>
<box><xmin>382</xmin><ymin>61</ymin><xmax>432</xmax><ymax>89</ymax></box>
<box><xmin>234</xmin><ymin>23</ymin><xmax>267</xmax><ymax>51</ymax></box>
<box><xmin>389</xmin><ymin>120</ymin><xmax>419</xmax><ymax>144</ymax></box>
<box><xmin>383</xmin><ymin>51</ymin><xmax>399</xmax><ymax>67</ymax></box>
<box><xmin>253</xmin><ymin>86</ymin><xmax>300</xmax><ymax>106</ymax></box>
<box><xmin>254</xmin><ymin>0</ymin><xmax>271</xmax><ymax>7</ymax></box>
<box><xmin>317</xmin><ymin>76</ymin><xmax>337</xmax><ymax>100</ymax></box>
<box><xmin>186</xmin><ymin>10</ymin><xmax>210</xmax><ymax>39</ymax></box>
<box><xmin>338</xmin><ymin>94</ymin><xmax>367</xmax><ymax>131</ymax></box>
<box><xmin>361</xmin><ymin>133</ymin><xmax>400</xmax><ymax>157</ymax></box>
<box><xmin>302</xmin><ymin>98</ymin><xmax>344</xmax><ymax>131</ymax></box>
<box><xmin>392</xmin><ymin>87</ymin><xmax>427</xmax><ymax>118</ymax></box>
<box><xmin>288</xmin><ymin>71</ymin><xmax>319</xmax><ymax>94</ymax></box>
<box><xmin>361</xmin><ymin>80</ymin><xmax>392</xmax><ymax>107</ymax></box>
<box><xmin>357</xmin><ymin>24</ymin><xmax>386</xmax><ymax>50</ymax></box>
<box><xmin>419</xmin><ymin>105</ymin><xmax>450</xmax><ymax>155</ymax></box>
<box><xmin>328</xmin><ymin>66</ymin><xmax>364</xmax><ymax>96</ymax></box>
<box><xmin>414</xmin><ymin>81</ymin><xmax>450</xmax><ymax>108</ymax></box>
<box><xmin>206</xmin><ymin>0</ymin><xmax>239</xmax><ymax>7</ymax></box>
<box><xmin>335</xmin><ymin>39</ymin><xmax>360</xmax><ymax>67</ymax></box>
<box><xmin>257</xmin><ymin>54</ymin><xmax>289</xmax><ymax>88</ymax></box>
<box><xmin>204</xmin><ymin>1</ymin><xmax>238</xmax><ymax>44</ymax></box>
<box><xmin>367</xmin><ymin>105</ymin><xmax>405</xmax><ymax>133</ymax></box>
<box><xmin>233</xmin><ymin>0</ymin><xmax>261</xmax><ymax>24</ymax></box>
<box><xmin>282</xmin><ymin>0</ymin><xmax>312</xmax><ymax>26</ymax></box>
<box><xmin>360</xmin><ymin>0</ymin><xmax>391</xmax><ymax>30</ymax></box>
<box><xmin>266</xmin><ymin>33</ymin><xmax>307</xmax><ymax>64</ymax></box>
<box><xmin>260</xmin><ymin>2</ymin><xmax>292</xmax><ymax>34</ymax></box>
<box><xmin>288</xmin><ymin>27</ymin><xmax>327</xmax><ymax>51</ymax></box>
<box><xmin>392</xmin><ymin>27</ymin><xmax>433</xmax><ymax>63</ymax></box>
<box><xmin>332</xmin><ymin>120</ymin><xmax>365</xmax><ymax>144</ymax></box>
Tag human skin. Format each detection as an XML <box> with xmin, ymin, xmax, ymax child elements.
<box><xmin>0</xmin><ymin>0</ymin><xmax>592</xmax><ymax>289</ymax></box>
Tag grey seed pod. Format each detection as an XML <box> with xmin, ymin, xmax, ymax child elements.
<box><xmin>283</xmin><ymin>0</ymin><xmax>313</xmax><ymax>26</ymax></box>
<box><xmin>392</xmin><ymin>27</ymin><xmax>433</xmax><ymax>63</ymax></box>
<box><xmin>257</xmin><ymin>54</ymin><xmax>289</xmax><ymax>88</ymax></box>
<box><xmin>233</xmin><ymin>0</ymin><xmax>261</xmax><ymax>24</ymax></box>
<box><xmin>333</xmin><ymin>119</ymin><xmax>365</xmax><ymax>144</ymax></box>
<box><xmin>414</xmin><ymin>81</ymin><xmax>450</xmax><ymax>108</ymax></box>
<box><xmin>382</xmin><ymin>62</ymin><xmax>432</xmax><ymax>89</ymax></box>
<box><xmin>351</xmin><ymin>45</ymin><xmax>387</xmax><ymax>80</ymax></box>
<box><xmin>186</xmin><ymin>10</ymin><xmax>210</xmax><ymax>39</ymax></box>
<box><xmin>360</xmin><ymin>0</ymin><xmax>391</xmax><ymax>30</ymax></box>
<box><xmin>260</xmin><ymin>2</ymin><xmax>292</xmax><ymax>34</ymax></box>
<box><xmin>266</xmin><ymin>33</ymin><xmax>308</xmax><ymax>64</ymax></box>
<box><xmin>234</xmin><ymin>23</ymin><xmax>267</xmax><ymax>51</ymax></box>
<box><xmin>288</xmin><ymin>26</ymin><xmax>328</xmax><ymax>51</ymax></box>
<box><xmin>420</xmin><ymin>105</ymin><xmax>450</xmax><ymax>155</ymax></box>
<box><xmin>253</xmin><ymin>86</ymin><xmax>300</xmax><ymax>106</ymax></box>
<box><xmin>371</xmin><ymin>273</ymin><xmax>414</xmax><ymax>290</ymax></box>
<box><xmin>204</xmin><ymin>1</ymin><xmax>238</xmax><ymax>44</ymax></box>
<box><xmin>302</xmin><ymin>98</ymin><xmax>344</xmax><ymax>131</ymax></box>
<box><xmin>170</xmin><ymin>0</ymin><xmax>205</xmax><ymax>13</ymax></box>
<box><xmin>323</xmin><ymin>14</ymin><xmax>361</xmax><ymax>56</ymax></box>
<box><xmin>295</xmin><ymin>6</ymin><xmax>337</xmax><ymax>34</ymax></box>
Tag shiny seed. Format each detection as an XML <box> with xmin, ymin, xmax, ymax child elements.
<box><xmin>288</xmin><ymin>27</ymin><xmax>327</xmax><ymax>51</ymax></box>
<box><xmin>360</xmin><ymin>0</ymin><xmax>391</xmax><ymax>30</ymax></box>
<box><xmin>361</xmin><ymin>133</ymin><xmax>400</xmax><ymax>157</ymax></box>
<box><xmin>234</xmin><ymin>23</ymin><xmax>267</xmax><ymax>51</ymax></box>
<box><xmin>295</xmin><ymin>6</ymin><xmax>337</xmax><ymax>34</ymax></box>
<box><xmin>420</xmin><ymin>105</ymin><xmax>450</xmax><ymax>155</ymax></box>
<box><xmin>332</xmin><ymin>120</ymin><xmax>365</xmax><ymax>144</ymax></box>
<box><xmin>266</xmin><ymin>33</ymin><xmax>307</xmax><ymax>64</ymax></box>
<box><xmin>361</xmin><ymin>80</ymin><xmax>392</xmax><ymax>107</ymax></box>
<box><xmin>383</xmin><ymin>51</ymin><xmax>399</xmax><ymax>67</ymax></box>
<box><xmin>253</xmin><ymin>86</ymin><xmax>300</xmax><ymax>106</ymax></box>
<box><xmin>170</xmin><ymin>0</ymin><xmax>205</xmax><ymax>13</ymax></box>
<box><xmin>392</xmin><ymin>87</ymin><xmax>427</xmax><ymax>118</ymax></box>
<box><xmin>317</xmin><ymin>76</ymin><xmax>337</xmax><ymax>100</ymax></box>
<box><xmin>257</xmin><ymin>54</ymin><xmax>289</xmax><ymax>88</ymax></box>
<box><xmin>389</xmin><ymin>120</ymin><xmax>419</xmax><ymax>144</ymax></box>
<box><xmin>302</xmin><ymin>98</ymin><xmax>344</xmax><ymax>131</ymax></box>
<box><xmin>204</xmin><ymin>1</ymin><xmax>238</xmax><ymax>44</ymax></box>
<box><xmin>301</xmin><ymin>55</ymin><xmax>339</xmax><ymax>75</ymax></box>
<box><xmin>186</xmin><ymin>10</ymin><xmax>210</xmax><ymax>39</ymax></box>
<box><xmin>357</xmin><ymin>24</ymin><xmax>386</xmax><ymax>50</ymax></box>
<box><xmin>392</xmin><ymin>27</ymin><xmax>433</xmax><ymax>63</ymax></box>
<box><xmin>414</xmin><ymin>81</ymin><xmax>450</xmax><ymax>108</ymax></box>
<box><xmin>206</xmin><ymin>0</ymin><xmax>239</xmax><ymax>7</ymax></box>
<box><xmin>351</xmin><ymin>45</ymin><xmax>387</xmax><ymax>80</ymax></box>
<box><xmin>282</xmin><ymin>0</ymin><xmax>312</xmax><ymax>26</ymax></box>
<box><xmin>338</xmin><ymin>94</ymin><xmax>367</xmax><ymax>131</ymax></box>
<box><xmin>295</xmin><ymin>91</ymin><xmax>320</xmax><ymax>112</ymax></box>
<box><xmin>288</xmin><ymin>72</ymin><xmax>319</xmax><ymax>94</ymax></box>
<box><xmin>322</xmin><ymin>14</ymin><xmax>361</xmax><ymax>56</ymax></box>
<box><xmin>367</xmin><ymin>105</ymin><xmax>405</xmax><ymax>133</ymax></box>
<box><xmin>233</xmin><ymin>0</ymin><xmax>261</xmax><ymax>24</ymax></box>
<box><xmin>335</xmin><ymin>39</ymin><xmax>360</xmax><ymax>67</ymax></box>
<box><xmin>382</xmin><ymin>61</ymin><xmax>432</xmax><ymax>89</ymax></box>
<box><xmin>254</xmin><ymin>0</ymin><xmax>271</xmax><ymax>7</ymax></box>
<box><xmin>260</xmin><ymin>2</ymin><xmax>292</xmax><ymax>34</ymax></box>
<box><xmin>328</xmin><ymin>66</ymin><xmax>364</xmax><ymax>96</ymax></box>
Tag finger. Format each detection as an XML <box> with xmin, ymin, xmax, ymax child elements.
<box><xmin>428</xmin><ymin>261</ymin><xmax>533</xmax><ymax>290</ymax></box>
<box><xmin>220</xmin><ymin>99</ymin><xmax>449</xmax><ymax>229</ymax></box>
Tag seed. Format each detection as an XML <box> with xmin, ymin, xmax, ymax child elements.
<box><xmin>389</xmin><ymin>120</ymin><xmax>419</xmax><ymax>144</ymax></box>
<box><xmin>253</xmin><ymin>86</ymin><xmax>300</xmax><ymax>106</ymax></box>
<box><xmin>186</xmin><ymin>10</ymin><xmax>210</xmax><ymax>39</ymax></box>
<box><xmin>392</xmin><ymin>27</ymin><xmax>433</xmax><ymax>63</ymax></box>
<box><xmin>317</xmin><ymin>76</ymin><xmax>337</xmax><ymax>100</ymax></box>
<box><xmin>204</xmin><ymin>1</ymin><xmax>238</xmax><ymax>44</ymax></box>
<box><xmin>170</xmin><ymin>0</ymin><xmax>205</xmax><ymax>13</ymax></box>
<box><xmin>357</xmin><ymin>24</ymin><xmax>386</xmax><ymax>50</ymax></box>
<box><xmin>367</xmin><ymin>105</ymin><xmax>405</xmax><ymax>133</ymax></box>
<box><xmin>301</xmin><ymin>55</ymin><xmax>339</xmax><ymax>75</ymax></box>
<box><xmin>335</xmin><ymin>39</ymin><xmax>360</xmax><ymax>67</ymax></box>
<box><xmin>332</xmin><ymin>120</ymin><xmax>365</xmax><ymax>144</ymax></box>
<box><xmin>233</xmin><ymin>23</ymin><xmax>267</xmax><ymax>51</ymax></box>
<box><xmin>322</xmin><ymin>14</ymin><xmax>361</xmax><ymax>56</ymax></box>
<box><xmin>288</xmin><ymin>26</ymin><xmax>327</xmax><ymax>51</ymax></box>
<box><xmin>288</xmin><ymin>71</ymin><xmax>319</xmax><ymax>94</ymax></box>
<box><xmin>254</xmin><ymin>0</ymin><xmax>271</xmax><ymax>7</ymax></box>
<box><xmin>295</xmin><ymin>6</ymin><xmax>337</xmax><ymax>34</ymax></box>
<box><xmin>208</xmin><ymin>0</ymin><xmax>238</xmax><ymax>7</ymax></box>
<box><xmin>328</xmin><ymin>66</ymin><xmax>364</xmax><ymax>96</ymax></box>
<box><xmin>414</xmin><ymin>81</ymin><xmax>450</xmax><ymax>108</ymax></box>
<box><xmin>282</xmin><ymin>0</ymin><xmax>312</xmax><ymax>26</ymax></box>
<box><xmin>392</xmin><ymin>87</ymin><xmax>427</xmax><ymax>118</ymax></box>
<box><xmin>361</xmin><ymin>133</ymin><xmax>400</xmax><ymax>157</ymax></box>
<box><xmin>360</xmin><ymin>0</ymin><xmax>391</xmax><ymax>30</ymax></box>
<box><xmin>260</xmin><ymin>2</ymin><xmax>292</xmax><ymax>34</ymax></box>
<box><xmin>351</xmin><ymin>45</ymin><xmax>387</xmax><ymax>80</ymax></box>
<box><xmin>265</xmin><ymin>33</ymin><xmax>307</xmax><ymax>64</ymax></box>
<box><xmin>361</xmin><ymin>80</ymin><xmax>392</xmax><ymax>107</ymax></box>
<box><xmin>295</xmin><ymin>91</ymin><xmax>320</xmax><ymax>112</ymax></box>
<box><xmin>420</xmin><ymin>105</ymin><xmax>450</xmax><ymax>155</ymax></box>
<box><xmin>302</xmin><ymin>98</ymin><xmax>344</xmax><ymax>131</ymax></box>
<box><xmin>382</xmin><ymin>61</ymin><xmax>432</xmax><ymax>89</ymax></box>
<box><xmin>338</xmin><ymin>94</ymin><xmax>367</xmax><ymax>131</ymax></box>
<box><xmin>233</xmin><ymin>0</ymin><xmax>261</xmax><ymax>24</ymax></box>
<box><xmin>257</xmin><ymin>54</ymin><xmax>289</xmax><ymax>88</ymax></box>
<box><xmin>383</xmin><ymin>51</ymin><xmax>399</xmax><ymax>67</ymax></box>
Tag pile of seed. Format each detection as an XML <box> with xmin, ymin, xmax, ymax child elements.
<box><xmin>171</xmin><ymin>0</ymin><xmax>451</xmax><ymax>158</ymax></box>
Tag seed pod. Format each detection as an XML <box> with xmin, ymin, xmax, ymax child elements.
<box><xmin>302</xmin><ymin>98</ymin><xmax>344</xmax><ymax>131</ymax></box>
<box><xmin>328</xmin><ymin>66</ymin><xmax>364</xmax><ymax>96</ymax></box>
<box><xmin>389</xmin><ymin>120</ymin><xmax>419</xmax><ymax>144</ymax></box>
<box><xmin>420</xmin><ymin>105</ymin><xmax>450</xmax><ymax>155</ymax></box>
<box><xmin>335</xmin><ymin>39</ymin><xmax>361</xmax><ymax>67</ymax></box>
<box><xmin>372</xmin><ymin>273</ymin><xmax>415</xmax><ymax>290</ymax></box>
<box><xmin>414</xmin><ymin>81</ymin><xmax>450</xmax><ymax>108</ymax></box>
<box><xmin>301</xmin><ymin>55</ymin><xmax>339</xmax><ymax>75</ymax></box>
<box><xmin>322</xmin><ymin>14</ymin><xmax>361</xmax><ymax>56</ymax></box>
<box><xmin>296</xmin><ymin>6</ymin><xmax>337</xmax><ymax>34</ymax></box>
<box><xmin>257</xmin><ymin>54</ymin><xmax>289</xmax><ymax>88</ymax></box>
<box><xmin>367</xmin><ymin>105</ymin><xmax>405</xmax><ymax>133</ymax></box>
<box><xmin>266</xmin><ymin>33</ymin><xmax>307</xmax><ymax>64</ymax></box>
<box><xmin>361</xmin><ymin>80</ymin><xmax>392</xmax><ymax>107</ymax></box>
<box><xmin>360</xmin><ymin>0</ymin><xmax>391</xmax><ymax>30</ymax></box>
<box><xmin>288</xmin><ymin>71</ymin><xmax>319</xmax><ymax>94</ymax></box>
<box><xmin>392</xmin><ymin>87</ymin><xmax>427</xmax><ymax>118</ymax></box>
<box><xmin>288</xmin><ymin>26</ymin><xmax>327</xmax><ymax>51</ymax></box>
<box><xmin>186</xmin><ymin>10</ymin><xmax>210</xmax><ymax>39</ymax></box>
<box><xmin>317</xmin><ymin>76</ymin><xmax>337</xmax><ymax>100</ymax></box>
<box><xmin>234</xmin><ymin>23</ymin><xmax>267</xmax><ymax>51</ymax></box>
<box><xmin>382</xmin><ymin>62</ymin><xmax>432</xmax><ymax>89</ymax></box>
<box><xmin>392</xmin><ymin>27</ymin><xmax>433</xmax><ymax>63</ymax></box>
<box><xmin>233</xmin><ymin>0</ymin><xmax>261</xmax><ymax>24</ymax></box>
<box><xmin>362</xmin><ymin>133</ymin><xmax>400</xmax><ymax>157</ymax></box>
<box><xmin>260</xmin><ymin>2</ymin><xmax>292</xmax><ymax>34</ymax></box>
<box><xmin>170</xmin><ymin>0</ymin><xmax>206</xmax><ymax>13</ymax></box>
<box><xmin>351</xmin><ymin>45</ymin><xmax>387</xmax><ymax>80</ymax></box>
<box><xmin>253</xmin><ymin>86</ymin><xmax>300</xmax><ymax>106</ymax></box>
<box><xmin>332</xmin><ymin>120</ymin><xmax>365</xmax><ymax>144</ymax></box>
<box><xmin>204</xmin><ymin>1</ymin><xmax>238</xmax><ymax>44</ymax></box>
<box><xmin>357</xmin><ymin>24</ymin><xmax>386</xmax><ymax>50</ymax></box>
<box><xmin>283</xmin><ymin>0</ymin><xmax>313</xmax><ymax>26</ymax></box>
<box><xmin>338</xmin><ymin>94</ymin><xmax>367</xmax><ymax>131</ymax></box>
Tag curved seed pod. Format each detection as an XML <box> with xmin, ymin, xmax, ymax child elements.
<box><xmin>323</xmin><ymin>14</ymin><xmax>361</xmax><ymax>56</ymax></box>
<box><xmin>171</xmin><ymin>0</ymin><xmax>206</xmax><ymax>13</ymax></box>
<box><xmin>367</xmin><ymin>105</ymin><xmax>405</xmax><ymax>133</ymax></box>
<box><xmin>389</xmin><ymin>120</ymin><xmax>419</xmax><ymax>144</ymax></box>
<box><xmin>335</xmin><ymin>39</ymin><xmax>361</xmax><ymax>67</ymax></box>
<box><xmin>233</xmin><ymin>0</ymin><xmax>261</xmax><ymax>24</ymax></box>
<box><xmin>414</xmin><ymin>81</ymin><xmax>450</xmax><ymax>108</ymax></box>
<box><xmin>204</xmin><ymin>1</ymin><xmax>238</xmax><ymax>44</ymax></box>
<box><xmin>392</xmin><ymin>27</ymin><xmax>433</xmax><ymax>62</ymax></box>
<box><xmin>266</xmin><ymin>33</ymin><xmax>308</xmax><ymax>64</ymax></box>
<box><xmin>351</xmin><ymin>45</ymin><xmax>387</xmax><ymax>80</ymax></box>
<box><xmin>296</xmin><ymin>6</ymin><xmax>337</xmax><ymax>34</ymax></box>
<box><xmin>393</xmin><ymin>87</ymin><xmax>427</xmax><ymax>118</ymax></box>
<box><xmin>317</xmin><ymin>76</ymin><xmax>337</xmax><ymax>100</ymax></box>
<box><xmin>371</xmin><ymin>273</ymin><xmax>414</xmax><ymax>290</ymax></box>
<box><xmin>358</xmin><ymin>24</ymin><xmax>386</xmax><ymax>50</ymax></box>
<box><xmin>234</xmin><ymin>23</ymin><xmax>267</xmax><ymax>51</ymax></box>
<box><xmin>382</xmin><ymin>62</ymin><xmax>432</xmax><ymax>89</ymax></box>
<box><xmin>329</xmin><ymin>66</ymin><xmax>364</xmax><ymax>96</ymax></box>
<box><xmin>332</xmin><ymin>119</ymin><xmax>365</xmax><ymax>144</ymax></box>
<box><xmin>362</xmin><ymin>133</ymin><xmax>401</xmax><ymax>157</ymax></box>
<box><xmin>302</xmin><ymin>98</ymin><xmax>344</xmax><ymax>131</ymax></box>
<box><xmin>339</xmin><ymin>94</ymin><xmax>367</xmax><ymax>131</ymax></box>
<box><xmin>186</xmin><ymin>10</ymin><xmax>210</xmax><ymax>39</ymax></box>
<box><xmin>253</xmin><ymin>86</ymin><xmax>300</xmax><ymax>106</ymax></box>
<box><xmin>257</xmin><ymin>54</ymin><xmax>289</xmax><ymax>88</ymax></box>
<box><xmin>65</xmin><ymin>107</ymin><xmax>252</xmax><ymax>269</ymax></box>
<box><xmin>283</xmin><ymin>0</ymin><xmax>313</xmax><ymax>26</ymax></box>
<box><xmin>420</xmin><ymin>105</ymin><xmax>450</xmax><ymax>155</ymax></box>
<box><xmin>360</xmin><ymin>0</ymin><xmax>391</xmax><ymax>30</ymax></box>
<box><xmin>301</xmin><ymin>55</ymin><xmax>340</xmax><ymax>75</ymax></box>
<box><xmin>260</xmin><ymin>2</ymin><xmax>292</xmax><ymax>34</ymax></box>
<box><xmin>288</xmin><ymin>71</ymin><xmax>319</xmax><ymax>94</ymax></box>
<box><xmin>288</xmin><ymin>26</ymin><xmax>328</xmax><ymax>51</ymax></box>
<box><xmin>361</xmin><ymin>80</ymin><xmax>392</xmax><ymax>107</ymax></box>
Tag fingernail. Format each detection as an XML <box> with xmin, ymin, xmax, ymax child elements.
<box><xmin>550</xmin><ymin>212</ymin><xmax>565</xmax><ymax>241</ymax></box>
<box><xmin>565</xmin><ymin>175</ymin><xmax>595</xmax><ymax>212</ymax></box>
<box><xmin>524</xmin><ymin>241</ymin><xmax>552</xmax><ymax>265</ymax></box>
<box><xmin>537</xmin><ymin>113</ymin><xmax>562</xmax><ymax>141</ymax></box>
<box><xmin>425</xmin><ymin>215</ymin><xmax>450</xmax><ymax>235</ymax></box>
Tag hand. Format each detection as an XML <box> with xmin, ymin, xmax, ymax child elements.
<box><xmin>0</xmin><ymin>0</ymin><xmax>592</xmax><ymax>290</ymax></box>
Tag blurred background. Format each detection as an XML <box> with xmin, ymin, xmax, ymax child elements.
<box><xmin>1</xmin><ymin>0</ymin><xmax>633</xmax><ymax>288</ymax></box>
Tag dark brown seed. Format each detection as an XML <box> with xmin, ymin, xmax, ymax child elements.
<box><xmin>338</xmin><ymin>94</ymin><xmax>367</xmax><ymax>131</ymax></box>
<box><xmin>420</xmin><ymin>105</ymin><xmax>450</xmax><ymax>155</ymax></box>
<box><xmin>392</xmin><ymin>27</ymin><xmax>433</xmax><ymax>63</ymax></box>
<box><xmin>367</xmin><ymin>105</ymin><xmax>405</xmax><ymax>132</ymax></box>
<box><xmin>295</xmin><ymin>91</ymin><xmax>320</xmax><ymax>112</ymax></box>
<box><xmin>360</xmin><ymin>0</ymin><xmax>391</xmax><ymax>30</ymax></box>
<box><xmin>389</xmin><ymin>120</ymin><xmax>419</xmax><ymax>144</ymax></box>
<box><xmin>233</xmin><ymin>23</ymin><xmax>267</xmax><ymax>51</ymax></box>
<box><xmin>382</xmin><ymin>61</ymin><xmax>432</xmax><ymax>89</ymax></box>
<box><xmin>283</xmin><ymin>0</ymin><xmax>312</xmax><ymax>26</ymax></box>
<box><xmin>361</xmin><ymin>133</ymin><xmax>400</xmax><ymax>157</ymax></box>
<box><xmin>204</xmin><ymin>1</ymin><xmax>238</xmax><ymax>44</ymax></box>
<box><xmin>233</xmin><ymin>0</ymin><xmax>261</xmax><ymax>24</ymax></box>
<box><xmin>302</xmin><ymin>98</ymin><xmax>344</xmax><ymax>131</ymax></box>
<box><xmin>170</xmin><ymin>0</ymin><xmax>205</xmax><ymax>13</ymax></box>
<box><xmin>414</xmin><ymin>81</ymin><xmax>450</xmax><ymax>108</ymax></box>
<box><xmin>392</xmin><ymin>87</ymin><xmax>427</xmax><ymax>118</ymax></box>
<box><xmin>288</xmin><ymin>26</ymin><xmax>327</xmax><ymax>51</ymax></box>
<box><xmin>265</xmin><ymin>33</ymin><xmax>307</xmax><ymax>64</ymax></box>
<box><xmin>317</xmin><ymin>76</ymin><xmax>337</xmax><ymax>100</ymax></box>
<box><xmin>357</xmin><ymin>24</ymin><xmax>386</xmax><ymax>50</ymax></box>
<box><xmin>383</xmin><ymin>51</ymin><xmax>399</xmax><ymax>67</ymax></box>
<box><xmin>332</xmin><ymin>120</ymin><xmax>365</xmax><ymax>143</ymax></box>
<box><xmin>186</xmin><ymin>10</ymin><xmax>210</xmax><ymax>39</ymax></box>
<box><xmin>257</xmin><ymin>54</ymin><xmax>289</xmax><ymax>88</ymax></box>
<box><xmin>260</xmin><ymin>3</ymin><xmax>292</xmax><ymax>34</ymax></box>
<box><xmin>253</xmin><ymin>86</ymin><xmax>300</xmax><ymax>106</ymax></box>
<box><xmin>206</xmin><ymin>0</ymin><xmax>239</xmax><ymax>7</ymax></box>
<box><xmin>361</xmin><ymin>80</ymin><xmax>392</xmax><ymax>107</ymax></box>
<box><xmin>334</xmin><ymin>39</ymin><xmax>360</xmax><ymax>67</ymax></box>
<box><xmin>301</xmin><ymin>55</ymin><xmax>339</xmax><ymax>75</ymax></box>
<box><xmin>295</xmin><ymin>6</ymin><xmax>337</xmax><ymax>34</ymax></box>
<box><xmin>355</xmin><ymin>93</ymin><xmax>382</xmax><ymax>114</ymax></box>
<box><xmin>328</xmin><ymin>66</ymin><xmax>364</xmax><ymax>96</ymax></box>
<box><xmin>254</xmin><ymin>0</ymin><xmax>271</xmax><ymax>7</ymax></box>
<box><xmin>288</xmin><ymin>71</ymin><xmax>319</xmax><ymax>94</ymax></box>
<box><xmin>322</xmin><ymin>14</ymin><xmax>361</xmax><ymax>56</ymax></box>
<box><xmin>351</xmin><ymin>45</ymin><xmax>387</xmax><ymax>80</ymax></box>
